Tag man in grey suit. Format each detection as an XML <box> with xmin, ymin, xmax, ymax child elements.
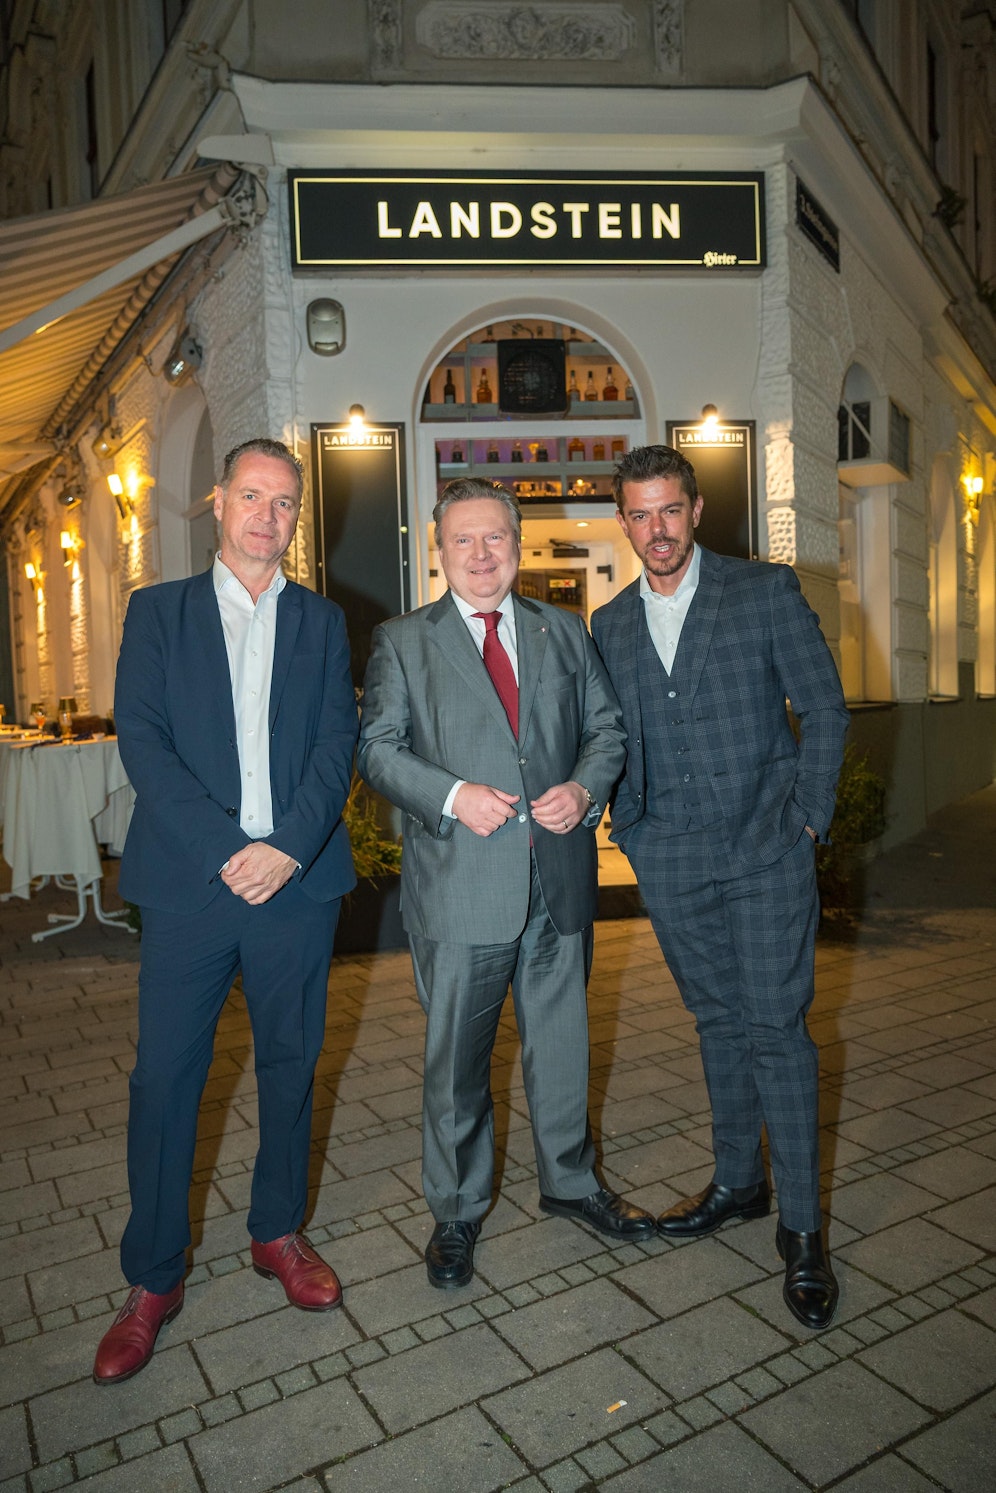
<box><xmin>592</xmin><ymin>445</ymin><xmax>849</xmax><ymax>1330</ymax></box>
<box><xmin>358</xmin><ymin>477</ymin><xmax>654</xmax><ymax>1289</ymax></box>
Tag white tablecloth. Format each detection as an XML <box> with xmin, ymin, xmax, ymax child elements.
<box><xmin>1</xmin><ymin>738</ymin><xmax>134</xmax><ymax>900</ymax></box>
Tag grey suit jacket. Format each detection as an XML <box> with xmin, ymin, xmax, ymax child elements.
<box><xmin>591</xmin><ymin>547</ymin><xmax>849</xmax><ymax>872</ymax></box>
<box><xmin>357</xmin><ymin>590</ymin><xmax>626</xmax><ymax>944</ymax></box>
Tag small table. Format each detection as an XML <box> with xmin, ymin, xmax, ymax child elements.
<box><xmin>0</xmin><ymin>737</ymin><xmax>137</xmax><ymax>941</ymax></box>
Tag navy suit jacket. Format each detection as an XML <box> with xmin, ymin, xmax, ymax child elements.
<box><xmin>114</xmin><ymin>569</ymin><xmax>357</xmax><ymax>914</ymax></box>
<box><xmin>591</xmin><ymin>548</ymin><xmax>849</xmax><ymax>872</ymax></box>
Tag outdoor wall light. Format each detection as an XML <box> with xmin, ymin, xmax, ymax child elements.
<box><xmin>348</xmin><ymin>403</ymin><xmax>366</xmax><ymax>432</ymax></box>
<box><xmin>700</xmin><ymin>403</ymin><xmax>720</xmax><ymax>433</ymax></box>
<box><xmin>107</xmin><ymin>472</ymin><xmax>132</xmax><ymax>521</ymax></box>
<box><xmin>92</xmin><ymin>424</ymin><xmax>122</xmax><ymax>460</ymax></box>
<box><xmin>307</xmin><ymin>299</ymin><xmax>345</xmax><ymax>355</ymax></box>
<box><xmin>163</xmin><ymin>328</ymin><xmax>203</xmax><ymax>386</ymax></box>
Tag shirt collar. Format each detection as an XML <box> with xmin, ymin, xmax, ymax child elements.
<box><xmin>213</xmin><ymin>554</ymin><xmax>287</xmax><ymax>601</ymax></box>
<box><xmin>639</xmin><ymin>543</ymin><xmax>701</xmax><ymax>603</ymax></box>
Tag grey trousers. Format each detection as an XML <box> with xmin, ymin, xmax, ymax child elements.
<box><xmin>409</xmin><ymin>858</ymin><xmax>598</xmax><ymax>1222</ymax></box>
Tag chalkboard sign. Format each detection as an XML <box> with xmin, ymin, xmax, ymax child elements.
<box><xmin>311</xmin><ymin>422</ymin><xmax>410</xmax><ymax>684</ymax></box>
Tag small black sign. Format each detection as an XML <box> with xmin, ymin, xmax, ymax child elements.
<box><xmin>666</xmin><ymin>421</ymin><xmax>757</xmax><ymax>561</ymax></box>
<box><xmin>290</xmin><ymin>169</ymin><xmax>766</xmax><ymax>270</ymax></box>
<box><xmin>311</xmin><ymin>423</ymin><xmax>409</xmax><ymax>684</ymax></box>
<box><xmin>795</xmin><ymin>177</ymin><xmax>840</xmax><ymax>272</ymax></box>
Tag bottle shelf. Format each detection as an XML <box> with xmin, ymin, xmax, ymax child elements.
<box><xmin>424</xmin><ymin>401</ymin><xmax>638</xmax><ymax>422</ymax></box>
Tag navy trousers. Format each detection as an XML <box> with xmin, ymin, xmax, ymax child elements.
<box><xmin>120</xmin><ymin>879</ymin><xmax>339</xmax><ymax>1293</ymax></box>
<box><xmin>625</xmin><ymin>823</ymin><xmax>822</xmax><ymax>1232</ymax></box>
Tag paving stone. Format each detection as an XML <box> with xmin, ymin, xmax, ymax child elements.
<box><xmin>610</xmin><ymin>1425</ymin><xmax>657</xmax><ymax>1464</ymax></box>
<box><xmin>858</xmin><ymin>1307</ymin><xmax>996</xmax><ymax>1410</ymax></box>
<box><xmin>739</xmin><ymin>1360</ymin><xmax>931</xmax><ymax>1486</ymax></box>
<box><xmin>474</xmin><ymin>1217</ymin><xmax>606</xmax><ymax>1290</ymax></box>
<box><xmin>189</xmin><ymin>1379</ymin><xmax>379</xmax><ymax>1492</ymax></box>
<box><xmin>490</xmin><ymin>1277</ymin><xmax>656</xmax><ymax>1372</ymax></box>
<box><xmin>29</xmin><ymin>1343</ymin><xmax>206</xmax><ymax>1463</ymax></box>
<box><xmin>614</xmin><ymin>1236</ymin><xmax>764</xmax><ymax>1319</ymax></box>
<box><xmin>0</xmin><ymin>1405</ymin><xmax>30</xmax><ymax>1481</ymax></box>
<box><xmin>604</xmin><ymin>1419</ymin><xmax>807</xmax><ymax>1490</ymax></box>
<box><xmin>892</xmin><ymin>1143</ymin><xmax>996</xmax><ymax>1199</ymax></box>
<box><xmin>353</xmin><ymin>1322</ymin><xmax>529</xmax><ymax>1433</ymax></box>
<box><xmin>482</xmin><ymin>1347</ymin><xmax>661</xmax><ymax>1467</ymax></box>
<box><xmin>836</xmin><ymin>1215</ymin><xmax>983</xmax><ymax>1293</ymax></box>
<box><xmin>926</xmin><ymin>1185</ymin><xmax>996</xmax><ymax>1252</ymax></box>
<box><xmin>624</xmin><ymin>1297</ymin><xmax>788</xmax><ymax>1401</ymax></box>
<box><xmin>188</xmin><ymin>1295</ymin><xmax>359</xmax><ymax>1395</ymax></box>
<box><xmin>322</xmin><ymin>1405</ymin><xmax>525</xmax><ymax>1490</ymax></box>
<box><xmin>829</xmin><ymin>1454</ymin><xmax>940</xmax><ymax>1492</ymax></box>
<box><xmin>0</xmin><ymin>1217</ymin><xmax>103</xmax><ymax>1283</ymax></box>
<box><xmin>900</xmin><ymin>1387</ymin><xmax>996</xmax><ymax>1492</ymax></box>
<box><xmin>829</xmin><ymin>1171</ymin><xmax>944</xmax><ymax>1234</ymax></box>
<box><xmin>831</xmin><ymin>1109</ymin><xmax>940</xmax><ymax>1154</ymax></box>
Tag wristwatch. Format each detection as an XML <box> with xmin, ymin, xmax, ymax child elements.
<box><xmin>580</xmin><ymin>785</ymin><xmax>595</xmax><ymax>811</ymax></box>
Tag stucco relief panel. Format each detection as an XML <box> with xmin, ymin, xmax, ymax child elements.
<box><xmin>414</xmin><ymin>3</ymin><xmax>636</xmax><ymax>60</ymax></box>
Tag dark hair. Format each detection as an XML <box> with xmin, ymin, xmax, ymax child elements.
<box><xmin>433</xmin><ymin>477</ymin><xmax>522</xmax><ymax>546</ymax></box>
<box><xmin>611</xmin><ymin>444</ymin><xmax>698</xmax><ymax>510</ymax></box>
<box><xmin>220</xmin><ymin>439</ymin><xmax>304</xmax><ymax>501</ymax></box>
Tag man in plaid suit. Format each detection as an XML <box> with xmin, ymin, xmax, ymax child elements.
<box><xmin>591</xmin><ymin>444</ymin><xmax>849</xmax><ymax>1330</ymax></box>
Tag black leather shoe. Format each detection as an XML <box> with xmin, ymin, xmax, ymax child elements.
<box><xmin>776</xmin><ymin>1221</ymin><xmax>839</xmax><ymax>1330</ymax></box>
<box><xmin>425</xmin><ymin>1220</ymin><xmax>480</xmax><ymax>1289</ymax></box>
<box><xmin>539</xmin><ymin>1187</ymin><xmax>656</xmax><ymax>1240</ymax></box>
<box><xmin>658</xmin><ymin>1180</ymin><xmax>771</xmax><ymax>1239</ymax></box>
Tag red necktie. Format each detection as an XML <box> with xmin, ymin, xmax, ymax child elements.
<box><xmin>473</xmin><ymin>610</ymin><xmax>518</xmax><ymax>736</ymax></box>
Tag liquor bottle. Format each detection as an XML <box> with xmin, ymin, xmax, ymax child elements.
<box><xmin>567</xmin><ymin>370</ymin><xmax>580</xmax><ymax>402</ymax></box>
<box><xmin>443</xmin><ymin>369</ymin><xmax>456</xmax><ymax>404</ymax></box>
<box><xmin>624</xmin><ymin>375</ymin><xmax>635</xmax><ymax>403</ymax></box>
<box><xmin>584</xmin><ymin>372</ymin><xmax>598</xmax><ymax>402</ymax></box>
<box><xmin>511</xmin><ymin>441</ymin><xmax>524</xmax><ymax>462</ymax></box>
<box><xmin>476</xmin><ymin>368</ymin><xmax>492</xmax><ymax>403</ymax></box>
<box><xmin>568</xmin><ymin>435</ymin><xmax>585</xmax><ymax>461</ymax></box>
<box><xmin>535</xmin><ymin>442</ymin><xmax>548</xmax><ymax>462</ymax></box>
<box><xmin>536</xmin><ymin>324</ymin><xmax>544</xmax><ymax>337</ymax></box>
<box><xmin>602</xmin><ymin>366</ymin><xmax>619</xmax><ymax>401</ymax></box>
<box><xmin>486</xmin><ymin>439</ymin><xmax>500</xmax><ymax>463</ymax></box>
<box><xmin>451</xmin><ymin>439</ymin><xmax>465</xmax><ymax>464</ymax></box>
<box><xmin>611</xmin><ymin>436</ymin><xmax>625</xmax><ymax>458</ymax></box>
<box><xmin>592</xmin><ymin>437</ymin><xmax>606</xmax><ymax>461</ymax></box>
<box><xmin>483</xmin><ymin>325</ymin><xmax>496</xmax><ymax>342</ymax></box>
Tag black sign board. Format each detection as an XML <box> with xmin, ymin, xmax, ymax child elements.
<box><xmin>795</xmin><ymin>177</ymin><xmax>840</xmax><ymax>272</ymax></box>
<box><xmin>311</xmin><ymin>422</ymin><xmax>410</xmax><ymax>685</ymax></box>
<box><xmin>666</xmin><ymin>421</ymin><xmax>757</xmax><ymax>560</ymax></box>
<box><xmin>290</xmin><ymin>169</ymin><xmax>766</xmax><ymax>270</ymax></box>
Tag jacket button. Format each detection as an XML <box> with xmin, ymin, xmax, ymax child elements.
<box><xmin>518</xmin><ymin>756</ymin><xmax>527</xmax><ymax>765</ymax></box>
<box><xmin>226</xmin><ymin>807</ymin><xmax>237</xmax><ymax>817</ymax></box>
<box><xmin>667</xmin><ymin>690</ymin><xmax>677</xmax><ymax>699</ymax></box>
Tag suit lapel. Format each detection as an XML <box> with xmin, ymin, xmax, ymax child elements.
<box><xmin>677</xmin><ymin>547</ymin><xmax>725</xmax><ymax>699</ymax></box>
<box><xmin>513</xmin><ymin>593</ymin><xmax>548</xmax><ymax>740</ymax></box>
<box><xmin>189</xmin><ymin>571</ymin><xmax>238</xmax><ymax>740</ymax></box>
<box><xmin>270</xmin><ymin>582</ymin><xmax>303</xmax><ymax>728</ymax></box>
<box><xmin>428</xmin><ymin>591</ymin><xmax>514</xmax><ymax>736</ymax></box>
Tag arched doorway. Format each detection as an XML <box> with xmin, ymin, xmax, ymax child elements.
<box><xmin>417</xmin><ymin>313</ymin><xmax>647</xmax><ymax>620</ymax></box>
<box><xmin>157</xmin><ymin>388</ymin><xmax>217</xmax><ymax>581</ymax></box>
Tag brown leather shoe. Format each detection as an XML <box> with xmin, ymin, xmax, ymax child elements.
<box><xmin>92</xmin><ymin>1283</ymin><xmax>184</xmax><ymax>1385</ymax></box>
<box><xmin>251</xmin><ymin>1232</ymin><xmax>342</xmax><ymax>1311</ymax></box>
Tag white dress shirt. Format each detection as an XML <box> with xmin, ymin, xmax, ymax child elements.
<box><xmin>213</xmin><ymin>555</ymin><xmax>285</xmax><ymax>838</ymax></box>
<box><xmin>640</xmin><ymin>543</ymin><xmax>702</xmax><ymax>673</ymax></box>
<box><xmin>442</xmin><ymin>588</ymin><xmax>519</xmax><ymax>819</ymax></box>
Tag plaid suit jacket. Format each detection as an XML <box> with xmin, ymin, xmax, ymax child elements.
<box><xmin>591</xmin><ymin>547</ymin><xmax>849</xmax><ymax>871</ymax></box>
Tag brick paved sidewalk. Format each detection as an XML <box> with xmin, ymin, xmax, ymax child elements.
<box><xmin>1</xmin><ymin>788</ymin><xmax>994</xmax><ymax>1491</ymax></box>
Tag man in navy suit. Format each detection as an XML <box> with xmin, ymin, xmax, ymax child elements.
<box><xmin>592</xmin><ymin>445</ymin><xmax>848</xmax><ymax>1330</ymax></box>
<box><xmin>93</xmin><ymin>439</ymin><xmax>357</xmax><ymax>1384</ymax></box>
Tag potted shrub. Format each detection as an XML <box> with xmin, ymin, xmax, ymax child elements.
<box><xmin>337</xmin><ymin>773</ymin><xmax>405</xmax><ymax>953</ymax></box>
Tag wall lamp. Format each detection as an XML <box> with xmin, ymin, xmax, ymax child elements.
<box><xmin>348</xmin><ymin>403</ymin><xmax>366</xmax><ymax>432</ymax></box>
<box><xmin>107</xmin><ymin>472</ymin><xmax>132</xmax><ymax>521</ymax></box>
<box><xmin>962</xmin><ymin>473</ymin><xmax>984</xmax><ymax>525</ymax></box>
<box><xmin>60</xmin><ymin>529</ymin><xmax>83</xmax><ymax>568</ymax></box>
<box><xmin>92</xmin><ymin>423</ymin><xmax>122</xmax><ymax>460</ymax></box>
<box><xmin>24</xmin><ymin>561</ymin><xmax>43</xmax><ymax>593</ymax></box>
<box><xmin>700</xmin><ymin>403</ymin><xmax>720</xmax><ymax>433</ymax></box>
<box><xmin>307</xmin><ymin>298</ymin><xmax>345</xmax><ymax>355</ymax></box>
<box><xmin>163</xmin><ymin>328</ymin><xmax>203</xmax><ymax>386</ymax></box>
